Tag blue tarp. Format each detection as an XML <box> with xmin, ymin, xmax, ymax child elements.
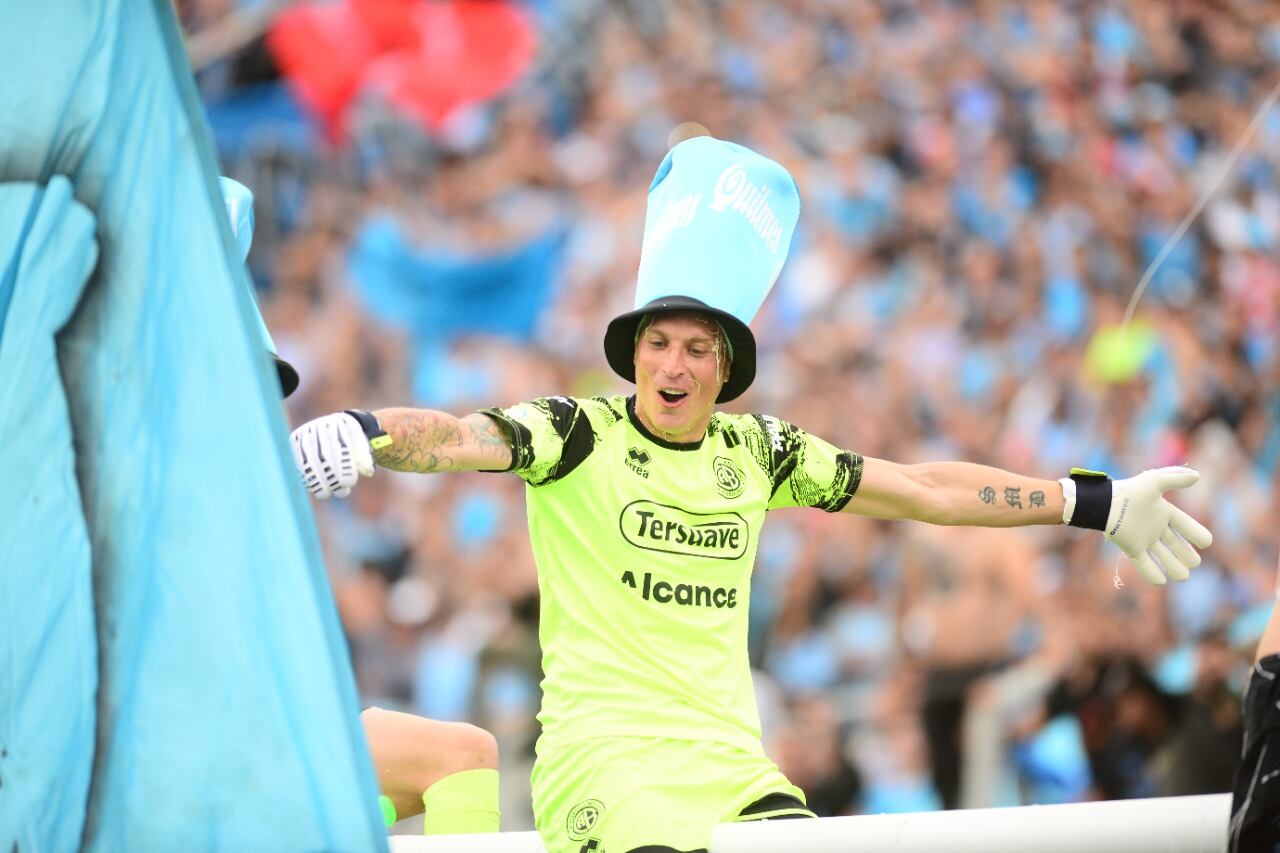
<box><xmin>0</xmin><ymin>2</ymin><xmax>384</xmax><ymax>850</ymax></box>
<box><xmin>0</xmin><ymin>177</ymin><xmax>99</xmax><ymax>852</ymax></box>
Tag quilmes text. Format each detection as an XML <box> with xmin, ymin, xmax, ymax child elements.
<box><xmin>619</xmin><ymin>501</ymin><xmax>749</xmax><ymax>561</ymax></box>
<box><xmin>710</xmin><ymin>163</ymin><xmax>785</xmax><ymax>253</ymax></box>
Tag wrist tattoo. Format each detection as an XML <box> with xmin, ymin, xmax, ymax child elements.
<box><xmin>981</xmin><ymin>485</ymin><xmax>1044</xmax><ymax>511</ymax></box>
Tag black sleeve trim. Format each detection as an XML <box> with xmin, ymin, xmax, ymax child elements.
<box><xmin>753</xmin><ymin>415</ymin><xmax>797</xmax><ymax>498</ymax></box>
<box><xmin>478</xmin><ymin>399</ymin><xmax>598</xmax><ymax>485</ymax></box>
<box><xmin>759</xmin><ymin>415</ymin><xmax>863</xmax><ymax>511</ymax></box>
<box><xmin>738</xmin><ymin>792</ymin><xmax>812</xmax><ymax>819</ymax></box>
<box><xmin>827</xmin><ymin>451</ymin><xmax>864</xmax><ymax>513</ymax></box>
<box><xmin>477</xmin><ymin>408</ymin><xmax>533</xmax><ymax>474</ymax></box>
<box><xmin>542</xmin><ymin>396</ymin><xmax>596</xmax><ymax>483</ymax></box>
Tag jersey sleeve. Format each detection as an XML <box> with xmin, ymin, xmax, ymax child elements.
<box><xmin>478</xmin><ymin>396</ymin><xmax>598</xmax><ymax>487</ymax></box>
<box><xmin>753</xmin><ymin>416</ymin><xmax>863</xmax><ymax>512</ymax></box>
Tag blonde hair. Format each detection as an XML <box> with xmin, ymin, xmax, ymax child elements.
<box><xmin>635</xmin><ymin>312</ymin><xmax>733</xmax><ymax>381</ymax></box>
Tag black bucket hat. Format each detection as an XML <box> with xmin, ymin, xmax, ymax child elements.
<box><xmin>602</xmin><ymin>136</ymin><xmax>800</xmax><ymax>405</ymax></box>
<box><xmin>603</xmin><ymin>295</ymin><xmax>754</xmax><ymax>403</ymax></box>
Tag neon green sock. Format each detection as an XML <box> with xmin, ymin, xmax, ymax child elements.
<box><xmin>421</xmin><ymin>768</ymin><xmax>500</xmax><ymax>834</ymax></box>
<box><xmin>378</xmin><ymin>795</ymin><xmax>397</xmax><ymax>828</ymax></box>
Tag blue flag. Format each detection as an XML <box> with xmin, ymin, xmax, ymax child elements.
<box><xmin>348</xmin><ymin>216</ymin><xmax>565</xmax><ymax>341</ymax></box>
<box><xmin>0</xmin><ymin>2</ymin><xmax>384</xmax><ymax>850</ymax></box>
<box><xmin>0</xmin><ymin>177</ymin><xmax>99</xmax><ymax>852</ymax></box>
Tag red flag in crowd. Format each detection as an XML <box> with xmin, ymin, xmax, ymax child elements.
<box><xmin>268</xmin><ymin>0</ymin><xmax>536</xmax><ymax>141</ymax></box>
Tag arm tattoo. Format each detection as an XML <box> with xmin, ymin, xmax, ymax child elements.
<box><xmin>372</xmin><ymin>409</ymin><xmax>513</xmax><ymax>473</ymax></box>
<box><xmin>1029</xmin><ymin>490</ymin><xmax>1045</xmax><ymax>508</ymax></box>
<box><xmin>978</xmin><ymin>486</ymin><xmax>997</xmax><ymax>505</ymax></box>
<box><xmin>1004</xmin><ymin>486</ymin><xmax>1022</xmax><ymax>509</ymax></box>
<box><xmin>464</xmin><ymin>413</ymin><xmax>515</xmax><ymax>464</ymax></box>
<box><xmin>373</xmin><ymin>409</ymin><xmax>465</xmax><ymax>473</ymax></box>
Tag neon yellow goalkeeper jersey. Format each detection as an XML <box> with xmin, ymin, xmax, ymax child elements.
<box><xmin>481</xmin><ymin>395</ymin><xmax>863</xmax><ymax>754</ymax></box>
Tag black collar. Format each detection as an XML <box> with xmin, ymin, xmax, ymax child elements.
<box><xmin>626</xmin><ymin>395</ymin><xmax>706</xmax><ymax>451</ymax></box>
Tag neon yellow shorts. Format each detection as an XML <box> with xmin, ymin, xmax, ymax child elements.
<box><xmin>531</xmin><ymin>736</ymin><xmax>813</xmax><ymax>853</ymax></box>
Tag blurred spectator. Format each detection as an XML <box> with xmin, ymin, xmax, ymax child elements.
<box><xmin>190</xmin><ymin>0</ymin><xmax>1280</xmax><ymax>825</ymax></box>
<box><xmin>902</xmin><ymin>525</ymin><xmax>1041</xmax><ymax>808</ymax></box>
<box><xmin>770</xmin><ymin>694</ymin><xmax>863</xmax><ymax>816</ymax></box>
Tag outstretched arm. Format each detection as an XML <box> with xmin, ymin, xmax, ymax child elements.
<box><xmin>846</xmin><ymin>458</ymin><xmax>1063</xmax><ymax>527</ymax></box>
<box><xmin>372</xmin><ymin>409</ymin><xmax>512</xmax><ymax>474</ymax></box>
<box><xmin>290</xmin><ymin>408</ymin><xmax>513</xmax><ymax>499</ymax></box>
<box><xmin>844</xmin><ymin>457</ymin><xmax>1212</xmax><ymax>585</ymax></box>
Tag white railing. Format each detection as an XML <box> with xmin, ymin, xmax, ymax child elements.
<box><xmin>389</xmin><ymin>794</ymin><xmax>1231</xmax><ymax>853</ymax></box>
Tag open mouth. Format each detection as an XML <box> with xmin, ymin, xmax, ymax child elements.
<box><xmin>658</xmin><ymin>389</ymin><xmax>688</xmax><ymax>406</ymax></box>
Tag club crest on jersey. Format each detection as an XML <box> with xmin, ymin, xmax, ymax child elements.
<box><xmin>619</xmin><ymin>500</ymin><xmax>748</xmax><ymax>560</ymax></box>
<box><xmin>566</xmin><ymin>799</ymin><xmax>604</xmax><ymax>842</ymax></box>
<box><xmin>626</xmin><ymin>446</ymin><xmax>651</xmax><ymax>479</ymax></box>
<box><xmin>713</xmin><ymin>456</ymin><xmax>744</xmax><ymax>499</ymax></box>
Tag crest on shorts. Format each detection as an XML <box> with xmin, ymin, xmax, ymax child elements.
<box><xmin>714</xmin><ymin>456</ymin><xmax>744</xmax><ymax>499</ymax></box>
<box><xmin>567</xmin><ymin>798</ymin><xmax>605</xmax><ymax>842</ymax></box>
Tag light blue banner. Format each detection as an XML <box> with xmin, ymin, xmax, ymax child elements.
<box><xmin>0</xmin><ymin>177</ymin><xmax>99</xmax><ymax>853</ymax></box>
<box><xmin>348</xmin><ymin>216</ymin><xmax>564</xmax><ymax>340</ymax></box>
<box><xmin>0</xmin><ymin>2</ymin><xmax>384</xmax><ymax>850</ymax></box>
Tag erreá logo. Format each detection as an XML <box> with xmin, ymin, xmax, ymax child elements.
<box><xmin>619</xmin><ymin>501</ymin><xmax>748</xmax><ymax>560</ymax></box>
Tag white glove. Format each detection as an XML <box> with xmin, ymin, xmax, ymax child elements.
<box><xmin>1100</xmin><ymin>466</ymin><xmax>1213</xmax><ymax>585</ymax></box>
<box><xmin>290</xmin><ymin>412</ymin><xmax>375</xmax><ymax>499</ymax></box>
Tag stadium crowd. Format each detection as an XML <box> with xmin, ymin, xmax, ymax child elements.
<box><xmin>184</xmin><ymin>0</ymin><xmax>1280</xmax><ymax>827</ymax></box>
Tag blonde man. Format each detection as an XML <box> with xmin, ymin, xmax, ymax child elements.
<box><xmin>292</xmin><ymin>138</ymin><xmax>1210</xmax><ymax>853</ymax></box>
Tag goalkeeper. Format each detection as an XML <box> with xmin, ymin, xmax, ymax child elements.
<box><xmin>290</xmin><ymin>137</ymin><xmax>1212</xmax><ymax>853</ymax></box>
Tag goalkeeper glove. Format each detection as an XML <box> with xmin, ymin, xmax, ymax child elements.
<box><xmin>289</xmin><ymin>409</ymin><xmax>388</xmax><ymax>499</ymax></box>
<box><xmin>1061</xmin><ymin>466</ymin><xmax>1213</xmax><ymax>585</ymax></box>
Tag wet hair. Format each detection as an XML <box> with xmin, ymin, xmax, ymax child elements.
<box><xmin>635</xmin><ymin>312</ymin><xmax>733</xmax><ymax>380</ymax></box>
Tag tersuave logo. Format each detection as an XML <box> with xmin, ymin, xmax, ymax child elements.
<box><xmin>619</xmin><ymin>500</ymin><xmax>748</xmax><ymax>561</ymax></box>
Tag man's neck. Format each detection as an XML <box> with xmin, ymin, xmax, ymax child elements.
<box><xmin>629</xmin><ymin>396</ymin><xmax>711</xmax><ymax>446</ymax></box>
